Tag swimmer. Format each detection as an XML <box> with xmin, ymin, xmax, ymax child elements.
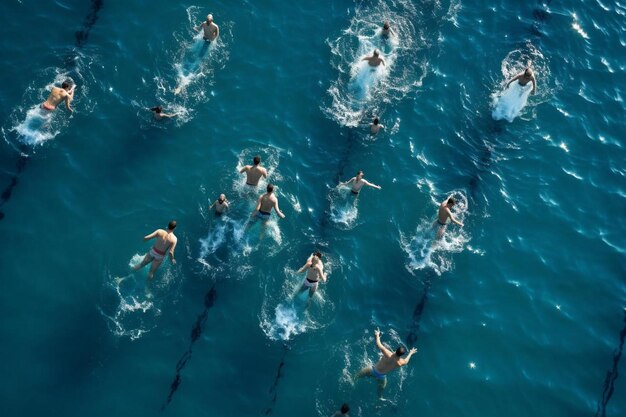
<box><xmin>252</xmin><ymin>183</ymin><xmax>285</xmax><ymax>220</ymax></box>
<box><xmin>340</xmin><ymin>170</ymin><xmax>382</xmax><ymax>195</ymax></box>
<box><xmin>362</xmin><ymin>50</ymin><xmax>385</xmax><ymax>67</ymax></box>
<box><xmin>357</xmin><ymin>328</ymin><xmax>417</xmax><ymax>398</ymax></box>
<box><xmin>381</xmin><ymin>21</ymin><xmax>395</xmax><ymax>38</ymax></box>
<box><xmin>239</xmin><ymin>155</ymin><xmax>268</xmax><ymax>186</ymax></box>
<box><xmin>433</xmin><ymin>196</ymin><xmax>464</xmax><ymax>239</ymax></box>
<box><xmin>331</xmin><ymin>404</ymin><xmax>350</xmax><ymax>417</ymax></box>
<box><xmin>370</xmin><ymin>117</ymin><xmax>384</xmax><ymax>135</ymax></box>
<box><xmin>149</xmin><ymin>106</ymin><xmax>178</xmax><ymax>120</ymax></box>
<box><xmin>196</xmin><ymin>14</ymin><xmax>219</xmax><ymax>42</ymax></box>
<box><xmin>296</xmin><ymin>251</ymin><xmax>327</xmax><ymax>298</ymax></box>
<box><xmin>41</xmin><ymin>79</ymin><xmax>75</xmax><ymax>113</ymax></box>
<box><xmin>209</xmin><ymin>194</ymin><xmax>229</xmax><ymax>215</ymax></box>
<box><xmin>132</xmin><ymin>220</ymin><xmax>178</xmax><ymax>279</ymax></box>
<box><xmin>506</xmin><ymin>67</ymin><xmax>537</xmax><ymax>95</ymax></box>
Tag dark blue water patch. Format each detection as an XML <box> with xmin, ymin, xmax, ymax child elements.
<box><xmin>161</xmin><ymin>284</ymin><xmax>217</xmax><ymax>411</ymax></box>
<box><xmin>405</xmin><ymin>272</ymin><xmax>434</xmax><ymax>347</ymax></box>
<box><xmin>530</xmin><ymin>0</ymin><xmax>553</xmax><ymax>40</ymax></box>
<box><xmin>595</xmin><ymin>310</ymin><xmax>626</xmax><ymax>417</ymax></box>
<box><xmin>74</xmin><ymin>0</ymin><xmax>104</xmax><ymax>48</ymax></box>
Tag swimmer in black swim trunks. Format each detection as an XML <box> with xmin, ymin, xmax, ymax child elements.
<box><xmin>434</xmin><ymin>196</ymin><xmax>464</xmax><ymax>239</ymax></box>
<box><xmin>196</xmin><ymin>14</ymin><xmax>219</xmax><ymax>42</ymax></box>
<box><xmin>340</xmin><ymin>170</ymin><xmax>382</xmax><ymax>195</ymax></box>
<box><xmin>252</xmin><ymin>183</ymin><xmax>285</xmax><ymax>221</ymax></box>
<box><xmin>296</xmin><ymin>251</ymin><xmax>327</xmax><ymax>298</ymax></box>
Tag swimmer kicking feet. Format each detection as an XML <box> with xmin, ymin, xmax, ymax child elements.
<box><xmin>149</xmin><ymin>105</ymin><xmax>178</xmax><ymax>120</ymax></box>
<box><xmin>41</xmin><ymin>79</ymin><xmax>75</xmax><ymax>113</ymax></box>
<box><xmin>196</xmin><ymin>13</ymin><xmax>219</xmax><ymax>42</ymax></box>
<box><xmin>357</xmin><ymin>328</ymin><xmax>417</xmax><ymax>398</ymax></box>
<box><xmin>252</xmin><ymin>183</ymin><xmax>285</xmax><ymax>221</ymax></box>
<box><xmin>506</xmin><ymin>66</ymin><xmax>537</xmax><ymax>95</ymax></box>
<box><xmin>433</xmin><ymin>196</ymin><xmax>464</xmax><ymax>239</ymax></box>
<box><xmin>296</xmin><ymin>251</ymin><xmax>327</xmax><ymax>299</ymax></box>
<box><xmin>362</xmin><ymin>49</ymin><xmax>385</xmax><ymax>67</ymax></box>
<box><xmin>133</xmin><ymin>220</ymin><xmax>178</xmax><ymax>279</ymax></box>
<box><xmin>209</xmin><ymin>193</ymin><xmax>229</xmax><ymax>215</ymax></box>
<box><xmin>340</xmin><ymin>170</ymin><xmax>382</xmax><ymax>195</ymax></box>
<box><xmin>240</xmin><ymin>155</ymin><xmax>268</xmax><ymax>186</ymax></box>
<box><xmin>370</xmin><ymin>117</ymin><xmax>384</xmax><ymax>135</ymax></box>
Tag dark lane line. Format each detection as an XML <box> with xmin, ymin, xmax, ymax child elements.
<box><xmin>0</xmin><ymin>0</ymin><xmax>104</xmax><ymax>221</ymax></box>
<box><xmin>595</xmin><ymin>310</ymin><xmax>626</xmax><ymax>417</ymax></box>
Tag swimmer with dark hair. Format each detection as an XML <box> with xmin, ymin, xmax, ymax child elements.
<box><xmin>252</xmin><ymin>184</ymin><xmax>285</xmax><ymax>220</ymax></box>
<box><xmin>149</xmin><ymin>105</ymin><xmax>178</xmax><ymax>120</ymax></box>
<box><xmin>296</xmin><ymin>251</ymin><xmax>327</xmax><ymax>298</ymax></box>
<box><xmin>362</xmin><ymin>49</ymin><xmax>385</xmax><ymax>67</ymax></box>
<box><xmin>340</xmin><ymin>171</ymin><xmax>382</xmax><ymax>195</ymax></box>
<box><xmin>381</xmin><ymin>21</ymin><xmax>395</xmax><ymax>38</ymax></box>
<box><xmin>239</xmin><ymin>155</ymin><xmax>268</xmax><ymax>186</ymax></box>
<box><xmin>41</xmin><ymin>79</ymin><xmax>75</xmax><ymax>113</ymax></box>
<box><xmin>357</xmin><ymin>328</ymin><xmax>417</xmax><ymax>397</ymax></box>
<box><xmin>133</xmin><ymin>220</ymin><xmax>178</xmax><ymax>280</ymax></box>
<box><xmin>370</xmin><ymin>117</ymin><xmax>384</xmax><ymax>135</ymax></box>
<box><xmin>434</xmin><ymin>196</ymin><xmax>464</xmax><ymax>239</ymax></box>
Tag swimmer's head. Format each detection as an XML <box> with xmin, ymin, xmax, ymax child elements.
<box><xmin>524</xmin><ymin>68</ymin><xmax>533</xmax><ymax>77</ymax></box>
<box><xmin>150</xmin><ymin>106</ymin><xmax>163</xmax><ymax>113</ymax></box>
<box><xmin>356</xmin><ymin>170</ymin><xmax>364</xmax><ymax>179</ymax></box>
<box><xmin>373</xmin><ymin>117</ymin><xmax>379</xmax><ymax>125</ymax></box>
<box><xmin>167</xmin><ymin>220</ymin><xmax>177</xmax><ymax>230</ymax></box>
<box><xmin>340</xmin><ymin>404</ymin><xmax>350</xmax><ymax>414</ymax></box>
<box><xmin>373</xmin><ymin>49</ymin><xmax>380</xmax><ymax>57</ymax></box>
<box><xmin>253</xmin><ymin>155</ymin><xmax>261</xmax><ymax>165</ymax></box>
<box><xmin>61</xmin><ymin>80</ymin><xmax>73</xmax><ymax>90</ymax></box>
<box><xmin>267</xmin><ymin>183</ymin><xmax>274</xmax><ymax>193</ymax></box>
<box><xmin>313</xmin><ymin>251</ymin><xmax>322</xmax><ymax>259</ymax></box>
<box><xmin>395</xmin><ymin>346</ymin><xmax>407</xmax><ymax>357</ymax></box>
<box><xmin>207</xmin><ymin>14</ymin><xmax>213</xmax><ymax>23</ymax></box>
<box><xmin>383</xmin><ymin>21</ymin><xmax>390</xmax><ymax>30</ymax></box>
<box><xmin>447</xmin><ymin>197</ymin><xmax>456</xmax><ymax>207</ymax></box>
<box><xmin>218</xmin><ymin>193</ymin><xmax>226</xmax><ymax>202</ymax></box>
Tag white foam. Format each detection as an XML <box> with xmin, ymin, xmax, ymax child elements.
<box><xmin>491</xmin><ymin>81</ymin><xmax>533</xmax><ymax>122</ymax></box>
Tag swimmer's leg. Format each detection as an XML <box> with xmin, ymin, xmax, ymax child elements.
<box><xmin>356</xmin><ymin>367</ymin><xmax>373</xmax><ymax>379</ymax></box>
<box><xmin>435</xmin><ymin>223</ymin><xmax>446</xmax><ymax>240</ymax></box>
<box><xmin>377</xmin><ymin>377</ymin><xmax>387</xmax><ymax>398</ymax></box>
<box><xmin>308</xmin><ymin>283</ymin><xmax>318</xmax><ymax>298</ymax></box>
<box><xmin>133</xmin><ymin>253</ymin><xmax>154</xmax><ymax>271</ymax></box>
<box><xmin>147</xmin><ymin>259</ymin><xmax>163</xmax><ymax>280</ymax></box>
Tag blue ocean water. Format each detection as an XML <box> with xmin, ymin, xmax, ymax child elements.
<box><xmin>0</xmin><ymin>0</ymin><xmax>624</xmax><ymax>416</ymax></box>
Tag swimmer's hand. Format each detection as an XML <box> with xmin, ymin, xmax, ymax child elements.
<box><xmin>171</xmin><ymin>258</ymin><xmax>177</xmax><ymax>265</ymax></box>
<box><xmin>409</xmin><ymin>347</ymin><xmax>418</xmax><ymax>355</ymax></box>
<box><xmin>374</xmin><ymin>328</ymin><xmax>381</xmax><ymax>337</ymax></box>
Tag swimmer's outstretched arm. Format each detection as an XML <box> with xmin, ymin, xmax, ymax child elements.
<box><xmin>274</xmin><ymin>199</ymin><xmax>286</xmax><ymax>219</ymax></box>
<box><xmin>169</xmin><ymin>238</ymin><xmax>177</xmax><ymax>265</ymax></box>
<box><xmin>363</xmin><ymin>179</ymin><xmax>382</xmax><ymax>190</ymax></box>
<box><xmin>399</xmin><ymin>347</ymin><xmax>418</xmax><ymax>366</ymax></box>
<box><xmin>374</xmin><ymin>328</ymin><xmax>393</xmax><ymax>357</ymax></box>
<box><xmin>143</xmin><ymin>230</ymin><xmax>159</xmax><ymax>241</ymax></box>
<box><xmin>65</xmin><ymin>90</ymin><xmax>74</xmax><ymax>113</ymax></box>
<box><xmin>506</xmin><ymin>73</ymin><xmax>522</xmax><ymax>88</ymax></box>
<box><xmin>340</xmin><ymin>177</ymin><xmax>356</xmax><ymax>186</ymax></box>
<box><xmin>446</xmin><ymin>208</ymin><xmax>464</xmax><ymax>227</ymax></box>
<box><xmin>239</xmin><ymin>165</ymin><xmax>250</xmax><ymax>174</ymax></box>
<box><xmin>531</xmin><ymin>75</ymin><xmax>537</xmax><ymax>94</ymax></box>
<box><xmin>209</xmin><ymin>200</ymin><xmax>217</xmax><ymax>209</ymax></box>
<box><xmin>297</xmin><ymin>256</ymin><xmax>313</xmax><ymax>273</ymax></box>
